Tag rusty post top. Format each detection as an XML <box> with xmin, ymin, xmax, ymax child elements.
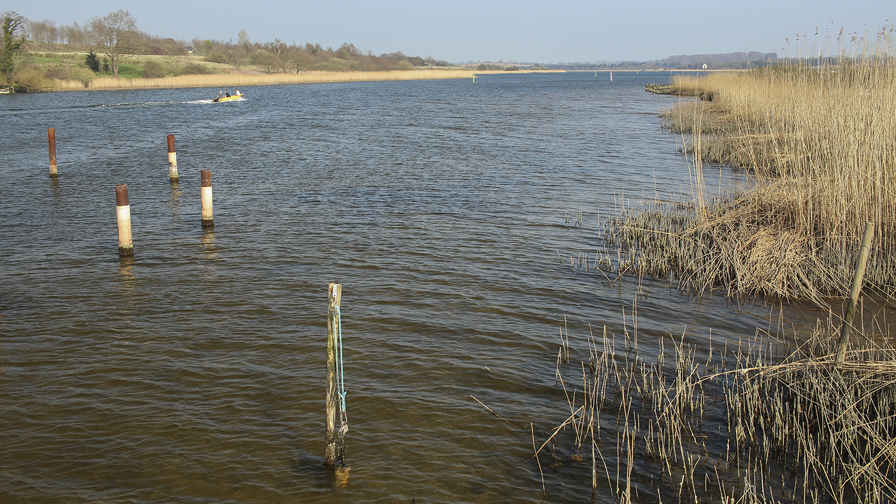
<box><xmin>115</xmin><ymin>184</ymin><xmax>129</xmax><ymax>206</ymax></box>
<box><xmin>200</xmin><ymin>169</ymin><xmax>211</xmax><ymax>187</ymax></box>
<box><xmin>167</xmin><ymin>134</ymin><xmax>175</xmax><ymax>153</ymax></box>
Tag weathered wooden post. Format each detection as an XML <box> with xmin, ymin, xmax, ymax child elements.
<box><xmin>325</xmin><ymin>283</ymin><xmax>345</xmax><ymax>466</ymax></box>
<box><xmin>835</xmin><ymin>221</ymin><xmax>874</xmax><ymax>367</ymax></box>
<box><xmin>200</xmin><ymin>169</ymin><xmax>213</xmax><ymax>227</ymax></box>
<box><xmin>48</xmin><ymin>128</ymin><xmax>57</xmax><ymax>177</ymax></box>
<box><xmin>167</xmin><ymin>134</ymin><xmax>179</xmax><ymax>182</ymax></box>
<box><xmin>116</xmin><ymin>184</ymin><xmax>133</xmax><ymax>257</ymax></box>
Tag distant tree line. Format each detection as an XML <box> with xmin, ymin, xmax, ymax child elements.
<box><xmin>540</xmin><ymin>52</ymin><xmax>780</xmax><ymax>71</ymax></box>
<box><xmin>1</xmin><ymin>9</ymin><xmax>452</xmax><ymax>91</ymax></box>
<box><xmin>24</xmin><ymin>14</ymin><xmax>448</xmax><ymax>73</ymax></box>
<box><xmin>29</xmin><ymin>22</ymin><xmax>176</xmax><ymax>54</ymax></box>
<box><xmin>191</xmin><ymin>32</ymin><xmax>450</xmax><ymax>73</ymax></box>
<box><xmin>475</xmin><ymin>63</ymin><xmax>524</xmax><ymax>71</ymax></box>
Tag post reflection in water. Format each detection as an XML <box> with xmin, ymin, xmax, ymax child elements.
<box><xmin>118</xmin><ymin>256</ymin><xmax>136</xmax><ymax>288</ymax></box>
<box><xmin>116</xmin><ymin>255</ymin><xmax>139</xmax><ymax>318</ymax></box>
<box><xmin>200</xmin><ymin>230</ymin><xmax>218</xmax><ymax>261</ymax></box>
<box><xmin>168</xmin><ymin>180</ymin><xmax>183</xmax><ymax>217</ymax></box>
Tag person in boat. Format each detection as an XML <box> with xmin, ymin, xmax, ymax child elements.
<box><xmin>234</xmin><ymin>89</ymin><xmax>241</xmax><ymax>96</ymax></box>
<box><xmin>224</xmin><ymin>90</ymin><xmax>231</xmax><ymax>97</ymax></box>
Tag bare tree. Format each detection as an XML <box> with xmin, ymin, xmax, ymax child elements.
<box><xmin>231</xmin><ymin>30</ymin><xmax>252</xmax><ymax>67</ymax></box>
<box><xmin>287</xmin><ymin>47</ymin><xmax>311</xmax><ymax>73</ymax></box>
<box><xmin>89</xmin><ymin>9</ymin><xmax>138</xmax><ymax>77</ymax></box>
<box><xmin>60</xmin><ymin>22</ymin><xmax>87</xmax><ymax>47</ymax></box>
<box><xmin>266</xmin><ymin>38</ymin><xmax>287</xmax><ymax>71</ymax></box>
<box><xmin>250</xmin><ymin>49</ymin><xmax>277</xmax><ymax>74</ymax></box>
<box><xmin>237</xmin><ymin>29</ymin><xmax>251</xmax><ymax>53</ymax></box>
<box><xmin>27</xmin><ymin>19</ymin><xmax>57</xmax><ymax>48</ymax></box>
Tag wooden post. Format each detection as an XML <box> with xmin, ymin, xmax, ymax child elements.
<box><xmin>167</xmin><ymin>134</ymin><xmax>179</xmax><ymax>182</ymax></box>
<box><xmin>116</xmin><ymin>184</ymin><xmax>133</xmax><ymax>257</ymax></box>
<box><xmin>325</xmin><ymin>283</ymin><xmax>343</xmax><ymax>467</ymax></box>
<box><xmin>48</xmin><ymin>128</ymin><xmax>57</xmax><ymax>177</ymax></box>
<box><xmin>200</xmin><ymin>169</ymin><xmax>213</xmax><ymax>227</ymax></box>
<box><xmin>835</xmin><ymin>221</ymin><xmax>874</xmax><ymax>367</ymax></box>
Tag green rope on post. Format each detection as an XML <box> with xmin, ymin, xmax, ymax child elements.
<box><xmin>335</xmin><ymin>304</ymin><xmax>348</xmax><ymax>437</ymax></box>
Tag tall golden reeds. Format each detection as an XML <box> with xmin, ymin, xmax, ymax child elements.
<box><xmin>605</xmin><ymin>30</ymin><xmax>896</xmax><ymax>304</ymax></box>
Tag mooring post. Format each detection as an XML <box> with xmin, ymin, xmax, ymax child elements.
<box><xmin>325</xmin><ymin>283</ymin><xmax>344</xmax><ymax>466</ymax></box>
<box><xmin>200</xmin><ymin>169</ymin><xmax>213</xmax><ymax>227</ymax></box>
<box><xmin>167</xmin><ymin>134</ymin><xmax>179</xmax><ymax>182</ymax></box>
<box><xmin>835</xmin><ymin>221</ymin><xmax>874</xmax><ymax>367</ymax></box>
<box><xmin>116</xmin><ymin>184</ymin><xmax>133</xmax><ymax>257</ymax></box>
<box><xmin>48</xmin><ymin>128</ymin><xmax>57</xmax><ymax>177</ymax></box>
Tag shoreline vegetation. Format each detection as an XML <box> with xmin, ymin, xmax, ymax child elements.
<box><xmin>5</xmin><ymin>51</ymin><xmax>567</xmax><ymax>93</ymax></box>
<box><xmin>546</xmin><ymin>43</ymin><xmax>896</xmax><ymax>499</ymax></box>
<box><xmin>526</xmin><ymin>32</ymin><xmax>896</xmax><ymax>503</ymax></box>
<box><xmin>49</xmin><ymin>68</ymin><xmax>482</xmax><ymax>92</ymax></box>
<box><xmin>606</xmin><ymin>44</ymin><xmax>896</xmax><ymax>307</ymax></box>
<box><xmin>3</xmin><ymin>7</ymin><xmax>564</xmax><ymax>94</ymax></box>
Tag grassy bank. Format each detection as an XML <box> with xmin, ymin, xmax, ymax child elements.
<box><xmin>13</xmin><ymin>51</ymin><xmax>547</xmax><ymax>92</ymax></box>
<box><xmin>603</xmin><ymin>47</ymin><xmax>896</xmax><ymax>305</ymax></box>
<box><xmin>47</xmin><ymin>68</ymin><xmax>479</xmax><ymax>91</ymax></box>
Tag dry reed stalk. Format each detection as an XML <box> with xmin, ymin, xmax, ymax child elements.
<box><xmin>531</xmin><ymin>303</ymin><xmax>894</xmax><ymax>503</ymax></box>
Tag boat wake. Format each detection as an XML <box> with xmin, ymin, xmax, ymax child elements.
<box><xmin>87</xmin><ymin>99</ymin><xmax>220</xmax><ymax>108</ymax></box>
<box><xmin>0</xmin><ymin>98</ymin><xmax>223</xmax><ymax>116</ymax></box>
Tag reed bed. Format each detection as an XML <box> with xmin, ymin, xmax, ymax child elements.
<box><xmin>645</xmin><ymin>76</ymin><xmax>718</xmax><ymax>101</ymax></box>
<box><xmin>48</xmin><ymin>69</ymin><xmax>477</xmax><ymax>91</ymax></box>
<box><xmin>602</xmin><ymin>35</ymin><xmax>896</xmax><ymax>305</ymax></box>
<box><xmin>530</xmin><ymin>311</ymin><xmax>896</xmax><ymax>503</ymax></box>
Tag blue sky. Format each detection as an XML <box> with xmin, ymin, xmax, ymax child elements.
<box><xmin>14</xmin><ymin>0</ymin><xmax>894</xmax><ymax>63</ymax></box>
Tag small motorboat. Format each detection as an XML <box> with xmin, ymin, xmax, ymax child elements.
<box><xmin>213</xmin><ymin>93</ymin><xmax>245</xmax><ymax>103</ymax></box>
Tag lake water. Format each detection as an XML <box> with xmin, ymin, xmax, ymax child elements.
<box><xmin>0</xmin><ymin>72</ymin><xmax>818</xmax><ymax>503</ymax></box>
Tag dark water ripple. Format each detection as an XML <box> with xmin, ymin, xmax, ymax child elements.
<box><xmin>0</xmin><ymin>73</ymin><xmax>818</xmax><ymax>503</ymax></box>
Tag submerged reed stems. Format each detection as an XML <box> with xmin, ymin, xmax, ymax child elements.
<box><xmin>532</xmin><ymin>310</ymin><xmax>895</xmax><ymax>503</ymax></box>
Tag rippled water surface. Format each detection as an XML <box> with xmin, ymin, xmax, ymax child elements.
<box><xmin>1</xmin><ymin>73</ymin><xmax>814</xmax><ymax>503</ymax></box>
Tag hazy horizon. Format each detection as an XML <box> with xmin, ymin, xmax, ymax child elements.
<box><xmin>13</xmin><ymin>0</ymin><xmax>894</xmax><ymax>63</ymax></box>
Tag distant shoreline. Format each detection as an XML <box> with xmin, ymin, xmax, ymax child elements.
<box><xmin>45</xmin><ymin>69</ymin><xmax>564</xmax><ymax>93</ymax></box>
<box><xmin>27</xmin><ymin>67</ymin><xmax>737</xmax><ymax>94</ymax></box>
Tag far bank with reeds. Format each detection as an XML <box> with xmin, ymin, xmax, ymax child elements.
<box><xmin>47</xmin><ymin>68</ymin><xmax>486</xmax><ymax>92</ymax></box>
<box><xmin>601</xmin><ymin>46</ymin><xmax>896</xmax><ymax>306</ymax></box>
